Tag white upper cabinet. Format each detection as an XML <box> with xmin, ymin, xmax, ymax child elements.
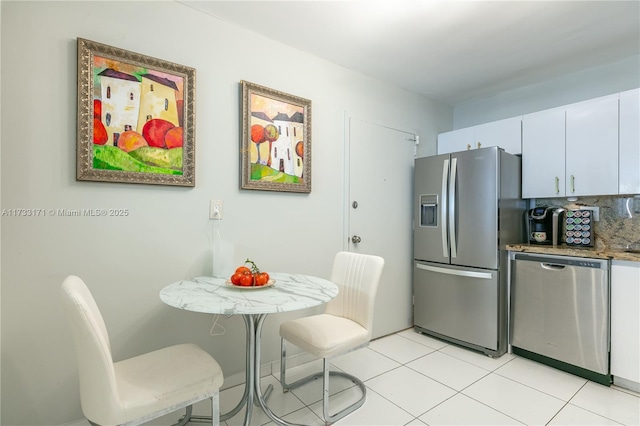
<box><xmin>437</xmin><ymin>116</ymin><xmax>522</xmax><ymax>155</ymax></box>
<box><xmin>565</xmin><ymin>94</ymin><xmax>619</xmax><ymax>196</ymax></box>
<box><xmin>447</xmin><ymin>89</ymin><xmax>637</xmax><ymax>198</ymax></box>
<box><xmin>522</xmin><ymin>107</ymin><xmax>566</xmax><ymax>198</ymax></box>
<box><xmin>474</xmin><ymin>117</ymin><xmax>522</xmax><ymax>154</ymax></box>
<box><xmin>437</xmin><ymin>126</ymin><xmax>475</xmax><ymax>155</ymax></box>
<box><xmin>619</xmin><ymin>88</ymin><xmax>640</xmax><ymax>195</ymax></box>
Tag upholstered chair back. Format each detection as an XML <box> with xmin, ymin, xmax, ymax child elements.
<box><xmin>61</xmin><ymin>275</ymin><xmax>121</xmax><ymax>424</ymax></box>
<box><xmin>324</xmin><ymin>251</ymin><xmax>385</xmax><ymax>339</ymax></box>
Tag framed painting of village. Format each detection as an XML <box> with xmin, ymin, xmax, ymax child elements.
<box><xmin>241</xmin><ymin>81</ymin><xmax>312</xmax><ymax>193</ymax></box>
<box><xmin>76</xmin><ymin>38</ymin><xmax>196</xmax><ymax>186</ymax></box>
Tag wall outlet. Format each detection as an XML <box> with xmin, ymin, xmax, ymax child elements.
<box><xmin>580</xmin><ymin>205</ymin><xmax>599</xmax><ymax>221</ymax></box>
<box><xmin>210</xmin><ymin>200</ymin><xmax>223</xmax><ymax>220</ymax></box>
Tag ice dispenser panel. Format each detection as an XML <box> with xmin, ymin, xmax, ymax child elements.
<box><xmin>420</xmin><ymin>194</ymin><xmax>438</xmax><ymax>227</ymax></box>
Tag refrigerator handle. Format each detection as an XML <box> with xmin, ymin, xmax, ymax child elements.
<box><xmin>449</xmin><ymin>157</ymin><xmax>458</xmax><ymax>258</ymax></box>
<box><xmin>441</xmin><ymin>159</ymin><xmax>449</xmax><ymax>258</ymax></box>
<box><xmin>416</xmin><ymin>263</ymin><xmax>493</xmax><ymax>279</ymax></box>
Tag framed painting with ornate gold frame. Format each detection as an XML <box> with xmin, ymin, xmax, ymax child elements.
<box><xmin>76</xmin><ymin>38</ymin><xmax>196</xmax><ymax>186</ymax></box>
<box><xmin>241</xmin><ymin>80</ymin><xmax>311</xmax><ymax>193</ymax></box>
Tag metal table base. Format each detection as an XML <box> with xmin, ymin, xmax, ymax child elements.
<box><xmin>183</xmin><ymin>314</ymin><xmax>303</xmax><ymax>426</ymax></box>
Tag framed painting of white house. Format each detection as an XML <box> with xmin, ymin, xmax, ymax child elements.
<box><xmin>76</xmin><ymin>38</ymin><xmax>196</xmax><ymax>186</ymax></box>
<box><xmin>241</xmin><ymin>81</ymin><xmax>311</xmax><ymax>193</ymax></box>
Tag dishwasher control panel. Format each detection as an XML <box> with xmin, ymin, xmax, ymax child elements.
<box><xmin>513</xmin><ymin>253</ymin><xmax>608</xmax><ymax>269</ymax></box>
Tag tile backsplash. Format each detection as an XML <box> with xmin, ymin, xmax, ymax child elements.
<box><xmin>536</xmin><ymin>196</ymin><xmax>640</xmax><ymax>251</ymax></box>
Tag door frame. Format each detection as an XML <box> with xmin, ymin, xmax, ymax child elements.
<box><xmin>342</xmin><ymin>112</ymin><xmax>419</xmax><ymax>250</ymax></box>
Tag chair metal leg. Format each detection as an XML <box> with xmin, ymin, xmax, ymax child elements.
<box><xmin>173</xmin><ymin>405</ymin><xmax>192</xmax><ymax>426</ymax></box>
<box><xmin>280</xmin><ymin>337</ymin><xmax>290</xmax><ymax>392</ymax></box>
<box><xmin>322</xmin><ymin>361</ymin><xmax>366</xmax><ymax>425</ymax></box>
<box><xmin>280</xmin><ymin>339</ymin><xmax>367</xmax><ymax>425</ymax></box>
<box><xmin>211</xmin><ymin>394</ymin><xmax>220</xmax><ymax>426</ymax></box>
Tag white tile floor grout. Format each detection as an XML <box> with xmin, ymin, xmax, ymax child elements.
<box><xmin>74</xmin><ymin>327</ymin><xmax>640</xmax><ymax>426</ymax></box>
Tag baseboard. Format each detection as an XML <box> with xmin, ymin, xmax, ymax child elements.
<box><xmin>613</xmin><ymin>376</ymin><xmax>640</xmax><ymax>394</ymax></box>
<box><xmin>61</xmin><ymin>420</ymin><xmax>89</xmax><ymax>426</ymax></box>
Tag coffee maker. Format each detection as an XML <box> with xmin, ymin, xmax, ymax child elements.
<box><xmin>526</xmin><ymin>206</ymin><xmax>564</xmax><ymax>245</ymax></box>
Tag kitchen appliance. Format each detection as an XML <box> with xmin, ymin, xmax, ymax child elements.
<box><xmin>413</xmin><ymin>146</ymin><xmax>526</xmax><ymax>357</ymax></box>
<box><xmin>510</xmin><ymin>252</ymin><xmax>611</xmax><ymax>385</ymax></box>
<box><xmin>526</xmin><ymin>206</ymin><xmax>565</xmax><ymax>245</ymax></box>
<box><xmin>564</xmin><ymin>209</ymin><xmax>594</xmax><ymax>247</ymax></box>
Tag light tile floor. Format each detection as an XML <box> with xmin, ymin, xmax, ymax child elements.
<box><xmin>77</xmin><ymin>328</ymin><xmax>640</xmax><ymax>426</ymax></box>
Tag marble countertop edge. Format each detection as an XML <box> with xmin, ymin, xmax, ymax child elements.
<box><xmin>506</xmin><ymin>244</ymin><xmax>640</xmax><ymax>262</ymax></box>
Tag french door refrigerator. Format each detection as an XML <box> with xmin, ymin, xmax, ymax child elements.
<box><xmin>413</xmin><ymin>146</ymin><xmax>525</xmax><ymax>357</ymax></box>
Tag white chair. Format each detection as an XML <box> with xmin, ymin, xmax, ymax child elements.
<box><xmin>61</xmin><ymin>275</ymin><xmax>224</xmax><ymax>426</ymax></box>
<box><xmin>279</xmin><ymin>251</ymin><xmax>385</xmax><ymax>424</ymax></box>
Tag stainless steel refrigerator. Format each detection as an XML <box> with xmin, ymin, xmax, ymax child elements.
<box><xmin>413</xmin><ymin>146</ymin><xmax>525</xmax><ymax>357</ymax></box>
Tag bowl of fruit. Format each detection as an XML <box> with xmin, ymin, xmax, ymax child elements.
<box><xmin>226</xmin><ymin>259</ymin><xmax>273</xmax><ymax>289</ymax></box>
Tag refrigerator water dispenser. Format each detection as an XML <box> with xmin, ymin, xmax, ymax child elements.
<box><xmin>420</xmin><ymin>194</ymin><xmax>438</xmax><ymax>227</ymax></box>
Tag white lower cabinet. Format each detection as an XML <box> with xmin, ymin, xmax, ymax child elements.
<box><xmin>611</xmin><ymin>260</ymin><xmax>640</xmax><ymax>391</ymax></box>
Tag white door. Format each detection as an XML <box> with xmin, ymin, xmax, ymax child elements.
<box><xmin>347</xmin><ymin>117</ymin><xmax>416</xmax><ymax>339</ymax></box>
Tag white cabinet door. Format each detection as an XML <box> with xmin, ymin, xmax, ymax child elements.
<box><xmin>611</xmin><ymin>260</ymin><xmax>640</xmax><ymax>389</ymax></box>
<box><xmin>565</xmin><ymin>94</ymin><xmax>619</xmax><ymax>196</ymax></box>
<box><xmin>522</xmin><ymin>107</ymin><xmax>566</xmax><ymax>198</ymax></box>
<box><xmin>437</xmin><ymin>127</ymin><xmax>475</xmax><ymax>154</ymax></box>
<box><xmin>438</xmin><ymin>116</ymin><xmax>522</xmax><ymax>155</ymax></box>
<box><xmin>475</xmin><ymin>116</ymin><xmax>522</xmax><ymax>155</ymax></box>
<box><xmin>620</xmin><ymin>88</ymin><xmax>640</xmax><ymax>195</ymax></box>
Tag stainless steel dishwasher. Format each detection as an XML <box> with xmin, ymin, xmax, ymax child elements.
<box><xmin>510</xmin><ymin>252</ymin><xmax>611</xmax><ymax>385</ymax></box>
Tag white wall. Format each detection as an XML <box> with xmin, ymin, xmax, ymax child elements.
<box><xmin>0</xmin><ymin>1</ymin><xmax>450</xmax><ymax>424</ymax></box>
<box><xmin>453</xmin><ymin>54</ymin><xmax>640</xmax><ymax>128</ymax></box>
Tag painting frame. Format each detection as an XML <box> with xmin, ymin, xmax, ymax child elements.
<box><xmin>241</xmin><ymin>80</ymin><xmax>312</xmax><ymax>193</ymax></box>
<box><xmin>76</xmin><ymin>38</ymin><xmax>196</xmax><ymax>186</ymax></box>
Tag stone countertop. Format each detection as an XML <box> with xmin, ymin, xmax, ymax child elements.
<box><xmin>506</xmin><ymin>244</ymin><xmax>640</xmax><ymax>262</ymax></box>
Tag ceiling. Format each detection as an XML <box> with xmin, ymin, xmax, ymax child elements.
<box><xmin>181</xmin><ymin>1</ymin><xmax>640</xmax><ymax>106</ymax></box>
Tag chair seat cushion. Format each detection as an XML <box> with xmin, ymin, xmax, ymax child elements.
<box><xmin>280</xmin><ymin>314</ymin><xmax>369</xmax><ymax>359</ymax></box>
<box><xmin>113</xmin><ymin>343</ymin><xmax>223</xmax><ymax>424</ymax></box>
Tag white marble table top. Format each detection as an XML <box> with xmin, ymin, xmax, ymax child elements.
<box><xmin>160</xmin><ymin>273</ymin><xmax>339</xmax><ymax>315</ymax></box>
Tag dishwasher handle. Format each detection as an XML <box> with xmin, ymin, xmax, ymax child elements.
<box><xmin>541</xmin><ymin>263</ymin><xmax>566</xmax><ymax>271</ymax></box>
<box><xmin>512</xmin><ymin>252</ymin><xmax>609</xmax><ymax>270</ymax></box>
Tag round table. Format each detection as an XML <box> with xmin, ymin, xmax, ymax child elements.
<box><xmin>160</xmin><ymin>273</ymin><xmax>339</xmax><ymax>426</ymax></box>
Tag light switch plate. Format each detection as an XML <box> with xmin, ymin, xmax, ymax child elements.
<box><xmin>210</xmin><ymin>200</ymin><xmax>223</xmax><ymax>220</ymax></box>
